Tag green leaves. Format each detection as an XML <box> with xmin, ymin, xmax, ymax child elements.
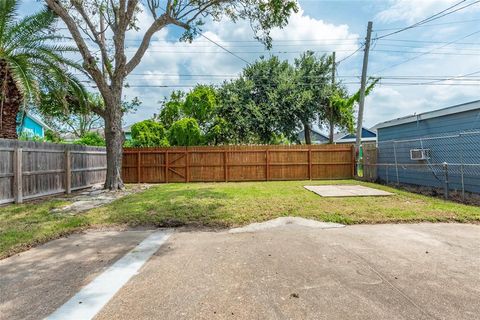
<box><xmin>131</xmin><ymin>120</ymin><xmax>169</xmax><ymax>147</ymax></box>
<box><xmin>167</xmin><ymin>118</ymin><xmax>203</xmax><ymax>146</ymax></box>
<box><xmin>183</xmin><ymin>85</ymin><xmax>217</xmax><ymax>126</ymax></box>
<box><xmin>0</xmin><ymin>0</ymin><xmax>83</xmax><ymax>115</ymax></box>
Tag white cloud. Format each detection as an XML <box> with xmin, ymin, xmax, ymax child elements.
<box><xmin>376</xmin><ymin>0</ymin><xmax>465</xmax><ymax>23</ymax></box>
<box><xmin>122</xmin><ymin>7</ymin><xmax>360</xmax><ymax>124</ymax></box>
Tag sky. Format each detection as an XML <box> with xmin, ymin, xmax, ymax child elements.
<box><xmin>21</xmin><ymin>0</ymin><xmax>480</xmax><ymax>132</ymax></box>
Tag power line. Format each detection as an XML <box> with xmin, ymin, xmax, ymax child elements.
<box><xmin>374</xmin><ymin>0</ymin><xmax>480</xmax><ymax>40</ymax></box>
<box><xmin>373</xmin><ymin>18</ymin><xmax>480</xmax><ymax>31</ymax></box>
<box><xmin>371</xmin><ymin>49</ymin><xmax>480</xmax><ymax>56</ymax></box>
<box><xmin>373</xmin><ymin>29</ymin><xmax>480</xmax><ymax>74</ymax></box>
<box><xmin>196</xmin><ymin>31</ymin><xmax>250</xmax><ymax>65</ymax></box>
<box><xmin>400</xmin><ymin>69</ymin><xmax>480</xmax><ymax>86</ymax></box>
<box><xmin>377</xmin><ymin>39</ymin><xmax>480</xmax><ymax>45</ymax></box>
<box><xmin>336</xmin><ymin>44</ymin><xmax>364</xmax><ymax>64</ymax></box>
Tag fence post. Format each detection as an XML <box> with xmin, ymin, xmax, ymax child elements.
<box><xmin>266</xmin><ymin>149</ymin><xmax>270</xmax><ymax>181</ymax></box>
<box><xmin>308</xmin><ymin>147</ymin><xmax>312</xmax><ymax>180</ymax></box>
<box><xmin>224</xmin><ymin>149</ymin><xmax>228</xmax><ymax>182</ymax></box>
<box><xmin>65</xmin><ymin>150</ymin><xmax>71</xmax><ymax>194</ymax></box>
<box><xmin>165</xmin><ymin>150</ymin><xmax>169</xmax><ymax>183</ymax></box>
<box><xmin>393</xmin><ymin>141</ymin><xmax>400</xmax><ymax>185</ymax></box>
<box><xmin>460</xmin><ymin>133</ymin><xmax>465</xmax><ymax>201</ymax></box>
<box><xmin>443</xmin><ymin>162</ymin><xmax>449</xmax><ymax>200</ymax></box>
<box><xmin>186</xmin><ymin>148</ymin><xmax>190</xmax><ymax>183</ymax></box>
<box><xmin>137</xmin><ymin>150</ymin><xmax>141</xmax><ymax>183</ymax></box>
<box><xmin>351</xmin><ymin>145</ymin><xmax>355</xmax><ymax>178</ymax></box>
<box><xmin>13</xmin><ymin>147</ymin><xmax>23</xmax><ymax>204</ymax></box>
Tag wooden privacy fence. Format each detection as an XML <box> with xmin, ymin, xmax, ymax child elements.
<box><xmin>0</xmin><ymin>139</ymin><xmax>107</xmax><ymax>204</ymax></box>
<box><xmin>122</xmin><ymin>144</ymin><xmax>355</xmax><ymax>183</ymax></box>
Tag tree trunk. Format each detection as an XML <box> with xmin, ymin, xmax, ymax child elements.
<box><xmin>303</xmin><ymin>122</ymin><xmax>312</xmax><ymax>145</ymax></box>
<box><xmin>103</xmin><ymin>96</ymin><xmax>124</xmax><ymax>190</ymax></box>
<box><xmin>329</xmin><ymin>117</ymin><xmax>334</xmax><ymax>144</ymax></box>
<box><xmin>0</xmin><ymin>60</ymin><xmax>21</xmax><ymax>140</ymax></box>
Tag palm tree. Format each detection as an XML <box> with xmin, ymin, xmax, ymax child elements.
<box><xmin>0</xmin><ymin>0</ymin><xmax>83</xmax><ymax>139</ymax></box>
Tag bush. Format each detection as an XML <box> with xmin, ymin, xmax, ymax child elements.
<box><xmin>183</xmin><ymin>85</ymin><xmax>217</xmax><ymax>126</ymax></box>
<box><xmin>168</xmin><ymin>118</ymin><xmax>203</xmax><ymax>146</ymax></box>
<box><xmin>131</xmin><ymin>120</ymin><xmax>169</xmax><ymax>147</ymax></box>
<box><xmin>44</xmin><ymin>129</ymin><xmax>64</xmax><ymax>143</ymax></box>
<box><xmin>74</xmin><ymin>132</ymin><xmax>105</xmax><ymax>146</ymax></box>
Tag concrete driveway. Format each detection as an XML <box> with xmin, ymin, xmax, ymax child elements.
<box><xmin>1</xmin><ymin>222</ymin><xmax>479</xmax><ymax>320</ymax></box>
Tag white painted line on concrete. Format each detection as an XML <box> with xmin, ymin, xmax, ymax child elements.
<box><xmin>46</xmin><ymin>230</ymin><xmax>172</xmax><ymax>320</ymax></box>
<box><xmin>229</xmin><ymin>217</ymin><xmax>344</xmax><ymax>233</ymax></box>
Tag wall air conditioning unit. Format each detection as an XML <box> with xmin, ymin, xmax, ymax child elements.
<box><xmin>410</xmin><ymin>149</ymin><xmax>431</xmax><ymax>161</ymax></box>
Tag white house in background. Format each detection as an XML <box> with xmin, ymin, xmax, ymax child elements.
<box><xmin>334</xmin><ymin>127</ymin><xmax>377</xmax><ymax>144</ymax></box>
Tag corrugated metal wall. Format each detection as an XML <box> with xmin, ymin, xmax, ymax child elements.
<box><xmin>376</xmin><ymin>108</ymin><xmax>480</xmax><ymax>194</ymax></box>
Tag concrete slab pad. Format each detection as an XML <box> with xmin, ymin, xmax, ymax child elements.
<box><xmin>304</xmin><ymin>185</ymin><xmax>393</xmax><ymax>197</ymax></box>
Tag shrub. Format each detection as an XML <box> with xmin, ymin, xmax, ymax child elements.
<box><xmin>74</xmin><ymin>132</ymin><xmax>105</xmax><ymax>146</ymax></box>
<box><xmin>131</xmin><ymin>120</ymin><xmax>169</xmax><ymax>147</ymax></box>
<box><xmin>168</xmin><ymin>118</ymin><xmax>203</xmax><ymax>146</ymax></box>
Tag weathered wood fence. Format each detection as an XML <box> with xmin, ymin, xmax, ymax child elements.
<box><xmin>122</xmin><ymin>145</ymin><xmax>355</xmax><ymax>183</ymax></box>
<box><xmin>0</xmin><ymin>139</ymin><xmax>106</xmax><ymax>204</ymax></box>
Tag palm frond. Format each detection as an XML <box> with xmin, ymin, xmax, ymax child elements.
<box><xmin>0</xmin><ymin>0</ymin><xmax>18</xmax><ymax>48</ymax></box>
<box><xmin>3</xmin><ymin>7</ymin><xmax>56</xmax><ymax>53</ymax></box>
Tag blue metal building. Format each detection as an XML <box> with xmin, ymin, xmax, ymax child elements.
<box><xmin>374</xmin><ymin>100</ymin><xmax>480</xmax><ymax>194</ymax></box>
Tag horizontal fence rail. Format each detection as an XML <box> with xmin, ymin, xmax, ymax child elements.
<box><xmin>122</xmin><ymin>145</ymin><xmax>355</xmax><ymax>184</ymax></box>
<box><xmin>0</xmin><ymin>139</ymin><xmax>106</xmax><ymax>204</ymax></box>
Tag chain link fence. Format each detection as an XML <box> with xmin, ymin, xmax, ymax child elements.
<box><xmin>358</xmin><ymin>131</ymin><xmax>480</xmax><ymax>202</ymax></box>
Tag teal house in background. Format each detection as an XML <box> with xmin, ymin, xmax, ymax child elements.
<box><xmin>16</xmin><ymin>112</ymin><xmax>51</xmax><ymax>138</ymax></box>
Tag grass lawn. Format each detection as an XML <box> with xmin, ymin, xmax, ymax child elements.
<box><xmin>1</xmin><ymin>180</ymin><xmax>479</xmax><ymax>259</ymax></box>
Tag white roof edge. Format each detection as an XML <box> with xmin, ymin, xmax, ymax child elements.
<box><xmin>374</xmin><ymin>100</ymin><xmax>480</xmax><ymax>129</ymax></box>
<box><xmin>336</xmin><ymin>137</ymin><xmax>377</xmax><ymax>143</ymax></box>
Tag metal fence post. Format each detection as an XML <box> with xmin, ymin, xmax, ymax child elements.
<box><xmin>393</xmin><ymin>141</ymin><xmax>400</xmax><ymax>185</ymax></box>
<box><xmin>459</xmin><ymin>133</ymin><xmax>465</xmax><ymax>201</ymax></box>
<box><xmin>13</xmin><ymin>147</ymin><xmax>23</xmax><ymax>204</ymax></box>
<box><xmin>443</xmin><ymin>162</ymin><xmax>449</xmax><ymax>200</ymax></box>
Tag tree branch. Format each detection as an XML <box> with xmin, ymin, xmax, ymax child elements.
<box><xmin>71</xmin><ymin>1</ymin><xmax>113</xmax><ymax>79</ymax></box>
<box><xmin>124</xmin><ymin>13</ymin><xmax>170</xmax><ymax>74</ymax></box>
<box><xmin>45</xmin><ymin>0</ymin><xmax>110</xmax><ymax>98</ymax></box>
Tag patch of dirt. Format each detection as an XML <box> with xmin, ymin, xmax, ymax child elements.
<box><xmin>51</xmin><ymin>184</ymin><xmax>152</xmax><ymax>215</ymax></box>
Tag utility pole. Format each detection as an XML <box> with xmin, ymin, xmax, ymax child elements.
<box><xmin>329</xmin><ymin>51</ymin><xmax>336</xmax><ymax>144</ymax></box>
<box><xmin>355</xmin><ymin>21</ymin><xmax>373</xmax><ymax>173</ymax></box>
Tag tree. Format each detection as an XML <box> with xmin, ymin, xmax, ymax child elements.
<box><xmin>168</xmin><ymin>118</ymin><xmax>202</xmax><ymax>146</ymax></box>
<box><xmin>183</xmin><ymin>85</ymin><xmax>217</xmax><ymax>127</ymax></box>
<box><xmin>0</xmin><ymin>0</ymin><xmax>82</xmax><ymax>139</ymax></box>
<box><xmin>39</xmin><ymin>92</ymin><xmax>103</xmax><ymax>138</ymax></box>
<box><xmin>45</xmin><ymin>0</ymin><xmax>298</xmax><ymax>190</ymax></box>
<box><xmin>327</xmin><ymin>78</ymin><xmax>379</xmax><ymax>143</ymax></box>
<box><xmin>39</xmin><ymin>91</ymin><xmax>140</xmax><ymax>139</ymax></box>
<box><xmin>157</xmin><ymin>91</ymin><xmax>185</xmax><ymax>129</ymax></box>
<box><xmin>218</xmin><ymin>56</ymin><xmax>298</xmax><ymax>144</ymax></box>
<box><xmin>130</xmin><ymin>119</ymin><xmax>169</xmax><ymax>147</ymax></box>
<box><xmin>158</xmin><ymin>85</ymin><xmax>229</xmax><ymax>145</ymax></box>
<box><xmin>293</xmin><ymin>51</ymin><xmax>332</xmax><ymax>144</ymax></box>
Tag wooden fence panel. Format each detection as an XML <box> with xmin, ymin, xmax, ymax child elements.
<box><xmin>123</xmin><ymin>144</ymin><xmax>354</xmax><ymax>184</ymax></box>
<box><xmin>0</xmin><ymin>139</ymin><xmax>106</xmax><ymax>204</ymax></box>
<box><xmin>360</xmin><ymin>143</ymin><xmax>378</xmax><ymax>181</ymax></box>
